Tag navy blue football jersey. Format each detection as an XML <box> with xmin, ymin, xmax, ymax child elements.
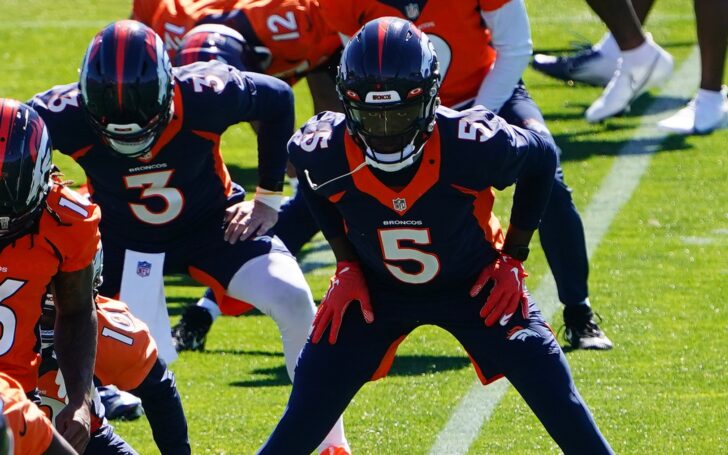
<box><xmin>30</xmin><ymin>61</ymin><xmax>293</xmax><ymax>244</ymax></box>
<box><xmin>289</xmin><ymin>106</ymin><xmax>557</xmax><ymax>292</ymax></box>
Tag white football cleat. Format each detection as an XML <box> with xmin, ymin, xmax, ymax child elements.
<box><xmin>586</xmin><ymin>36</ymin><xmax>673</xmax><ymax>123</ymax></box>
<box><xmin>658</xmin><ymin>88</ymin><xmax>728</xmax><ymax>135</ymax></box>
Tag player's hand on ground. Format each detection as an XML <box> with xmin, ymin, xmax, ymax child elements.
<box><xmin>55</xmin><ymin>400</ymin><xmax>92</xmax><ymax>453</ymax></box>
<box><xmin>470</xmin><ymin>254</ymin><xmax>529</xmax><ymax>327</ymax></box>
<box><xmin>312</xmin><ymin>261</ymin><xmax>374</xmax><ymax>344</ymax></box>
<box><xmin>224</xmin><ymin>200</ymin><xmax>278</xmax><ymax>244</ymax></box>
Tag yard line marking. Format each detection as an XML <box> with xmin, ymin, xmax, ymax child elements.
<box><xmin>428</xmin><ymin>46</ymin><xmax>701</xmax><ymax>455</ymax></box>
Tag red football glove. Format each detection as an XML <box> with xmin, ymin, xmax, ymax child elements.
<box><xmin>311</xmin><ymin>261</ymin><xmax>374</xmax><ymax>344</ymax></box>
<box><xmin>470</xmin><ymin>254</ymin><xmax>529</xmax><ymax>327</ymax></box>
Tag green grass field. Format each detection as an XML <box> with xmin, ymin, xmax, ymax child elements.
<box><xmin>1</xmin><ymin>0</ymin><xmax>727</xmax><ymax>453</ymax></box>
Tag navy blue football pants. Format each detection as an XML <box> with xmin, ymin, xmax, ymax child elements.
<box><xmin>258</xmin><ymin>289</ymin><xmax>612</xmax><ymax>454</ymax></box>
<box><xmin>273</xmin><ymin>82</ymin><xmax>590</xmax><ymax>307</ymax></box>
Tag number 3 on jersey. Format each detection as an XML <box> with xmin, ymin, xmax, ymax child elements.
<box><xmin>124</xmin><ymin>170</ymin><xmax>184</xmax><ymax>225</ymax></box>
<box><xmin>378</xmin><ymin>228</ymin><xmax>440</xmax><ymax>284</ymax></box>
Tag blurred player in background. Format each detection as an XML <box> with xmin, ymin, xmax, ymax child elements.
<box><xmin>131</xmin><ymin>0</ymin><xmax>343</xmax><ymax>112</ymax></box>
<box><xmin>0</xmin><ymin>373</ymin><xmax>78</xmax><ymax>455</ymax></box>
<box><xmin>0</xmin><ymin>99</ymin><xmax>99</xmax><ymax>453</ymax></box>
<box><xmin>30</xmin><ymin>21</ymin><xmax>348</xmax><ymax>454</ymax></box>
<box><xmin>40</xmin><ymin>248</ymin><xmax>190</xmax><ymax>455</ymax></box>
<box><xmin>259</xmin><ymin>18</ymin><xmax>613</xmax><ymax>454</ymax></box>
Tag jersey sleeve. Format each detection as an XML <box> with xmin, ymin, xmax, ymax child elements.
<box><xmin>317</xmin><ymin>0</ymin><xmax>362</xmax><ymax>37</ymax></box>
<box><xmin>28</xmin><ymin>83</ymin><xmax>97</xmax><ymax>157</ymax></box>
<box><xmin>446</xmin><ymin>108</ymin><xmax>557</xmax><ymax>230</ymax></box>
<box><xmin>94</xmin><ymin>297</ymin><xmax>158</xmax><ymax>391</ymax></box>
<box><xmin>47</xmin><ymin>186</ymin><xmax>102</xmax><ymax>273</ymax></box>
<box><xmin>288</xmin><ymin>113</ymin><xmax>348</xmax><ymax>240</ymax></box>
<box><xmin>177</xmin><ymin>62</ymin><xmax>293</xmax><ymax>191</ymax></box>
<box><xmin>131</xmin><ymin>0</ymin><xmax>155</xmax><ymax>23</ymax></box>
<box><xmin>479</xmin><ymin>0</ymin><xmax>512</xmax><ymax>12</ymax></box>
<box><xmin>0</xmin><ymin>375</ymin><xmax>53</xmax><ymax>455</ymax></box>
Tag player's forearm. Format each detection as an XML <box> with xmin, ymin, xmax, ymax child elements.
<box><xmin>509</xmin><ymin>131</ymin><xmax>558</xmax><ymax>230</ymax></box>
<box><xmin>54</xmin><ymin>307</ymin><xmax>97</xmax><ymax>406</ymax></box>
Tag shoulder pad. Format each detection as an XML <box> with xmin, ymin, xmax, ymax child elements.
<box><xmin>30</xmin><ymin>83</ymin><xmax>96</xmax><ymax>155</ymax></box>
<box><xmin>288</xmin><ymin>112</ymin><xmax>349</xmax><ymax>193</ymax></box>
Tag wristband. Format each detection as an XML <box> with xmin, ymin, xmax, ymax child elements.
<box><xmin>254</xmin><ymin>187</ymin><xmax>284</xmax><ymax>211</ymax></box>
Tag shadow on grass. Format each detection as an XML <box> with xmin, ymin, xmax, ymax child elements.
<box><xmin>205</xmin><ymin>348</ymin><xmax>284</xmax><ymax>357</ymax></box>
<box><xmin>228</xmin><ymin>354</ymin><xmax>472</xmax><ymax>388</ymax></box>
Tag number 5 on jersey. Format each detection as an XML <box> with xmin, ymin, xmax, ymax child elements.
<box><xmin>124</xmin><ymin>170</ymin><xmax>184</xmax><ymax>225</ymax></box>
<box><xmin>378</xmin><ymin>228</ymin><xmax>440</xmax><ymax>284</ymax></box>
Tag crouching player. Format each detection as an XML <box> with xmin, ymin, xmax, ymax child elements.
<box><xmin>40</xmin><ymin>249</ymin><xmax>190</xmax><ymax>455</ymax></box>
<box><xmin>259</xmin><ymin>19</ymin><xmax>613</xmax><ymax>454</ymax></box>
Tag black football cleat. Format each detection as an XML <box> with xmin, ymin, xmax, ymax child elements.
<box><xmin>98</xmin><ymin>385</ymin><xmax>144</xmax><ymax>421</ymax></box>
<box><xmin>531</xmin><ymin>48</ymin><xmax>616</xmax><ymax>87</ymax></box>
<box><xmin>562</xmin><ymin>305</ymin><xmax>613</xmax><ymax>350</ymax></box>
<box><xmin>171</xmin><ymin>306</ymin><xmax>213</xmax><ymax>352</ymax></box>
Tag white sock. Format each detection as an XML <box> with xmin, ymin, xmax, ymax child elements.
<box><xmin>621</xmin><ymin>34</ymin><xmax>658</xmax><ymax>69</ymax></box>
<box><xmin>196</xmin><ymin>296</ymin><xmax>222</xmax><ymax>320</ymax></box>
<box><xmin>696</xmin><ymin>88</ymin><xmax>727</xmax><ymax>108</ymax></box>
<box><xmin>593</xmin><ymin>32</ymin><xmax>619</xmax><ymax>60</ymax></box>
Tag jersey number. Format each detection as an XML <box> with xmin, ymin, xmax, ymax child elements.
<box><xmin>0</xmin><ymin>279</ymin><xmax>26</xmax><ymax>356</ymax></box>
<box><xmin>267</xmin><ymin>12</ymin><xmax>300</xmax><ymax>41</ymax></box>
<box><xmin>458</xmin><ymin>118</ymin><xmax>494</xmax><ymax>142</ymax></box>
<box><xmin>100</xmin><ymin>311</ymin><xmax>136</xmax><ymax>346</ymax></box>
<box><xmin>124</xmin><ymin>170</ymin><xmax>184</xmax><ymax>225</ymax></box>
<box><xmin>378</xmin><ymin>228</ymin><xmax>440</xmax><ymax>284</ymax></box>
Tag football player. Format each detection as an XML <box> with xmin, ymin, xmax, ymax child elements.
<box><xmin>259</xmin><ymin>19</ymin><xmax>613</xmax><ymax>454</ymax></box>
<box><xmin>39</xmin><ymin>248</ymin><xmax>190</xmax><ymax>455</ymax></box>
<box><xmin>131</xmin><ymin>0</ymin><xmax>343</xmax><ymax>112</ymax></box>
<box><xmin>271</xmin><ymin>0</ymin><xmax>613</xmax><ymax>349</ymax></box>
<box><xmin>0</xmin><ymin>99</ymin><xmax>99</xmax><ymax>453</ymax></box>
<box><xmin>30</xmin><ymin>21</ymin><xmax>348</xmax><ymax>454</ymax></box>
<box><xmin>0</xmin><ymin>373</ymin><xmax>78</xmax><ymax>455</ymax></box>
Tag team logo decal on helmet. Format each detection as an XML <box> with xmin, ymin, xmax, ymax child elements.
<box><xmin>0</xmin><ymin>99</ymin><xmax>52</xmax><ymax>240</ymax></box>
<box><xmin>337</xmin><ymin>17</ymin><xmax>441</xmax><ymax>172</ymax></box>
<box><xmin>79</xmin><ymin>20</ymin><xmax>174</xmax><ymax>158</ymax></box>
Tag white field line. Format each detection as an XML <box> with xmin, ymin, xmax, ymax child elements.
<box><xmin>428</xmin><ymin>46</ymin><xmax>701</xmax><ymax>455</ymax></box>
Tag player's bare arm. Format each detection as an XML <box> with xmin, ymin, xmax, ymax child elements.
<box><xmin>52</xmin><ymin>264</ymin><xmax>97</xmax><ymax>453</ymax></box>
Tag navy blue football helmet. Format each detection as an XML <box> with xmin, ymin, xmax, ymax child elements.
<box><xmin>79</xmin><ymin>20</ymin><xmax>174</xmax><ymax>157</ymax></box>
<box><xmin>337</xmin><ymin>17</ymin><xmax>441</xmax><ymax>172</ymax></box>
<box><xmin>0</xmin><ymin>99</ymin><xmax>52</xmax><ymax>240</ymax></box>
<box><xmin>174</xmin><ymin>24</ymin><xmax>259</xmax><ymax>72</ymax></box>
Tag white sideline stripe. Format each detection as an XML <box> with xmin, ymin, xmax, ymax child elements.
<box><xmin>428</xmin><ymin>47</ymin><xmax>701</xmax><ymax>455</ymax></box>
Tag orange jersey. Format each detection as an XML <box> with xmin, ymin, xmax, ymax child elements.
<box><xmin>93</xmin><ymin>296</ymin><xmax>158</xmax><ymax>391</ymax></box>
<box><xmin>0</xmin><ymin>373</ymin><xmax>53</xmax><ymax>455</ymax></box>
<box><xmin>318</xmin><ymin>0</ymin><xmax>508</xmax><ymax>108</ymax></box>
<box><xmin>133</xmin><ymin>0</ymin><xmax>342</xmax><ymax>81</ymax></box>
<box><xmin>0</xmin><ymin>184</ymin><xmax>100</xmax><ymax>392</ymax></box>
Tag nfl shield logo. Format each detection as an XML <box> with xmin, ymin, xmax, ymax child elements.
<box><xmin>404</xmin><ymin>3</ymin><xmax>421</xmax><ymax>20</ymax></box>
<box><xmin>393</xmin><ymin>198</ymin><xmax>407</xmax><ymax>212</ymax></box>
<box><xmin>136</xmin><ymin>261</ymin><xmax>152</xmax><ymax>278</ymax></box>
